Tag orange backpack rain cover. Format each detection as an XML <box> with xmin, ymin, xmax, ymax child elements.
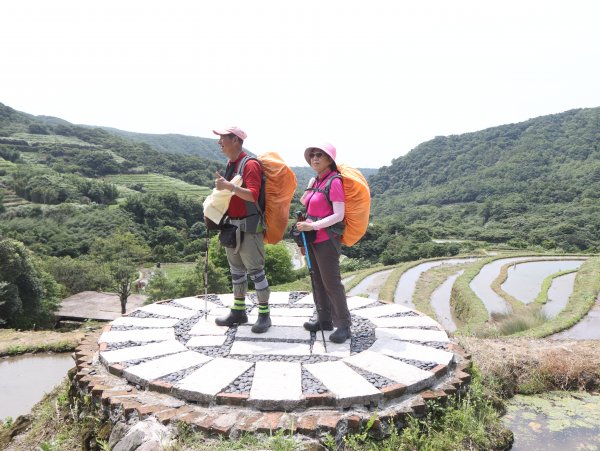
<box><xmin>259</xmin><ymin>152</ymin><xmax>297</xmax><ymax>244</ymax></box>
<box><xmin>337</xmin><ymin>163</ymin><xmax>370</xmax><ymax>246</ymax></box>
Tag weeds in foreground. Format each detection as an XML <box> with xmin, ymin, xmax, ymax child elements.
<box><xmin>475</xmin><ymin>309</ymin><xmax>547</xmax><ymax>337</ymax></box>
<box><xmin>332</xmin><ymin>366</ymin><xmax>509</xmax><ymax>451</ymax></box>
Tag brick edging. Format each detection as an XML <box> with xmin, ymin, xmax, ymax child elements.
<box><xmin>73</xmin><ymin>330</ymin><xmax>472</xmax><ymax>439</ymax></box>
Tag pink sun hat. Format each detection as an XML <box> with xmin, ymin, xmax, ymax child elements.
<box><xmin>212</xmin><ymin>126</ymin><xmax>247</xmax><ymax>140</ymax></box>
<box><xmin>304</xmin><ymin>142</ymin><xmax>337</xmax><ymax>164</ymax></box>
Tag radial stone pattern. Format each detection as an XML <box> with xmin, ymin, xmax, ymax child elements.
<box><xmin>96</xmin><ymin>292</ymin><xmax>467</xmax><ymax>410</ymax></box>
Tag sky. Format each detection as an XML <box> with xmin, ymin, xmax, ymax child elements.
<box><xmin>1</xmin><ymin>1</ymin><xmax>600</xmax><ymax>168</ymax></box>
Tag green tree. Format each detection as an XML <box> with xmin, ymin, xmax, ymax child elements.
<box><xmin>0</xmin><ymin>238</ymin><xmax>59</xmax><ymax>328</ymax></box>
<box><xmin>90</xmin><ymin>232</ymin><xmax>150</xmax><ymax>314</ymax></box>
<box><xmin>264</xmin><ymin>243</ymin><xmax>295</xmax><ymax>286</ymax></box>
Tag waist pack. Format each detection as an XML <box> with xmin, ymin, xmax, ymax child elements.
<box><xmin>219</xmin><ymin>223</ymin><xmax>243</xmax><ymax>251</ymax></box>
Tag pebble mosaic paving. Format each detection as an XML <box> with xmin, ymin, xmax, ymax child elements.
<box><xmin>98</xmin><ymin>291</ymin><xmax>459</xmax><ymax>410</ymax></box>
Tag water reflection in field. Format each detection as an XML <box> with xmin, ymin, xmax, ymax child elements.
<box><xmin>0</xmin><ymin>353</ymin><xmax>74</xmax><ymax>420</ymax></box>
<box><xmin>395</xmin><ymin>258</ymin><xmax>477</xmax><ymax>308</ymax></box>
<box><xmin>542</xmin><ymin>273</ymin><xmax>578</xmax><ymax>319</ymax></box>
<box><xmin>347</xmin><ymin>269</ymin><xmax>393</xmax><ymax>299</ymax></box>
<box><xmin>429</xmin><ymin>270</ymin><xmax>463</xmax><ymax>332</ymax></box>
<box><xmin>501</xmin><ymin>260</ymin><xmax>584</xmax><ymax>304</ymax></box>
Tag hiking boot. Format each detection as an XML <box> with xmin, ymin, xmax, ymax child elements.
<box><xmin>329</xmin><ymin>327</ymin><xmax>351</xmax><ymax>344</ymax></box>
<box><xmin>215</xmin><ymin>309</ymin><xmax>248</xmax><ymax>327</ymax></box>
<box><xmin>303</xmin><ymin>320</ymin><xmax>333</xmax><ymax>332</ymax></box>
<box><xmin>251</xmin><ymin>312</ymin><xmax>272</xmax><ymax>333</ymax></box>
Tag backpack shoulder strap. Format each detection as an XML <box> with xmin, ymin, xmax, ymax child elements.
<box><xmin>322</xmin><ymin>173</ymin><xmax>342</xmax><ymax>206</ymax></box>
<box><xmin>235</xmin><ymin>155</ymin><xmax>258</xmax><ymax>178</ymax></box>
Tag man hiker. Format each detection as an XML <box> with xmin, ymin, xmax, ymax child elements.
<box><xmin>212</xmin><ymin>126</ymin><xmax>271</xmax><ymax>333</ymax></box>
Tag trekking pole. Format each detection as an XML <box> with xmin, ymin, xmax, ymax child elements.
<box><xmin>299</xmin><ymin>216</ymin><xmax>327</xmax><ymax>353</ymax></box>
<box><xmin>204</xmin><ymin>232</ymin><xmax>209</xmax><ymax>320</ymax></box>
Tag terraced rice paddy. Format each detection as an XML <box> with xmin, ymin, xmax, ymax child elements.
<box><xmin>342</xmin><ymin>253</ymin><xmax>599</xmax><ymax>339</ymax></box>
<box><xmin>106</xmin><ymin>173</ymin><xmax>211</xmax><ymax>199</ymax></box>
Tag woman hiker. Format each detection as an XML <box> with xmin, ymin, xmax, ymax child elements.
<box><xmin>295</xmin><ymin>143</ymin><xmax>351</xmax><ymax>344</ymax></box>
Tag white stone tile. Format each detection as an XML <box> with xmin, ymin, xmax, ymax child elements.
<box><xmin>370</xmin><ymin>316</ymin><xmax>442</xmax><ymax>329</ymax></box>
<box><xmin>344</xmin><ymin>350</ymin><xmax>434</xmax><ymax>391</ymax></box>
<box><xmin>205</xmin><ymin>307</ymin><xmax>232</xmax><ymax>318</ymax></box>
<box><xmin>110</xmin><ymin>317</ymin><xmax>179</xmax><ymax>328</ymax></box>
<box><xmin>268</xmin><ymin>291</ymin><xmax>291</xmax><ymax>305</ymax></box>
<box><xmin>100</xmin><ymin>340</ymin><xmax>187</xmax><ymax>364</ymax></box>
<box><xmin>229</xmin><ymin>341</ymin><xmax>310</xmax><ymax>356</ymax></box>
<box><xmin>369</xmin><ymin>338</ymin><xmax>454</xmax><ymax>365</ymax></box>
<box><xmin>186</xmin><ymin>335</ymin><xmax>228</xmax><ymax>347</ymax></box>
<box><xmin>235</xmin><ymin>325</ymin><xmax>310</xmax><ymax>341</ymax></box>
<box><xmin>267</xmin><ymin>307</ymin><xmax>315</xmax><ymax>317</ymax></box>
<box><xmin>346</xmin><ymin>296</ymin><xmax>377</xmax><ymax>310</ymax></box>
<box><xmin>188</xmin><ymin>319</ymin><xmax>229</xmax><ymax>336</ymax></box>
<box><xmin>216</xmin><ymin>293</ymin><xmax>235</xmax><ymax>307</ymax></box>
<box><xmin>376</xmin><ymin>328</ymin><xmax>450</xmax><ymax>343</ymax></box>
<box><xmin>174</xmin><ymin>358</ymin><xmax>253</xmax><ymax>402</ymax></box>
<box><xmin>171</xmin><ymin>296</ymin><xmax>214</xmax><ymax>311</ymax></box>
<box><xmin>99</xmin><ymin>328</ymin><xmax>174</xmax><ymax>344</ymax></box>
<box><xmin>123</xmin><ymin>351</ymin><xmax>211</xmax><ymax>385</ymax></box>
<box><xmin>311</xmin><ymin>339</ymin><xmax>351</xmax><ymax>358</ymax></box>
<box><xmin>294</xmin><ymin>293</ymin><xmax>314</xmax><ymax>305</ymax></box>
<box><xmin>250</xmin><ymin>361</ymin><xmax>302</xmax><ymax>401</ymax></box>
<box><xmin>304</xmin><ymin>361</ymin><xmax>381</xmax><ymax>407</ymax></box>
<box><xmin>246</xmin><ymin>315</ymin><xmax>306</xmax><ymax>327</ymax></box>
<box><xmin>138</xmin><ymin>303</ymin><xmax>197</xmax><ymax>319</ymax></box>
<box><xmin>352</xmin><ymin>304</ymin><xmax>414</xmax><ymax>319</ymax></box>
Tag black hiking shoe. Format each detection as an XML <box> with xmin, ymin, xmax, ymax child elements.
<box><xmin>303</xmin><ymin>320</ymin><xmax>334</xmax><ymax>332</ymax></box>
<box><xmin>251</xmin><ymin>312</ymin><xmax>272</xmax><ymax>333</ymax></box>
<box><xmin>329</xmin><ymin>327</ymin><xmax>351</xmax><ymax>344</ymax></box>
<box><xmin>215</xmin><ymin>309</ymin><xmax>248</xmax><ymax>327</ymax></box>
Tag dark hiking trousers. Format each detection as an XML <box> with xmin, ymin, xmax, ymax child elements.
<box><xmin>307</xmin><ymin>238</ymin><xmax>351</xmax><ymax>329</ymax></box>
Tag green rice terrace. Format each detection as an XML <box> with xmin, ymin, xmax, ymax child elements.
<box><xmin>105</xmin><ymin>173</ymin><xmax>211</xmax><ymax>199</ymax></box>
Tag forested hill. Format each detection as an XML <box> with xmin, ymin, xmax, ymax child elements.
<box><xmin>0</xmin><ymin>102</ymin><xmax>222</xmax><ymax>187</ymax></box>
<box><xmin>99</xmin><ymin>127</ymin><xmax>226</xmax><ymax>162</ymax></box>
<box><xmin>368</xmin><ymin>107</ymin><xmax>600</xmax><ymax>252</ymax></box>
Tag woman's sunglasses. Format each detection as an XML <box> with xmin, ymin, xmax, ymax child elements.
<box><xmin>309</xmin><ymin>152</ymin><xmax>324</xmax><ymax>159</ymax></box>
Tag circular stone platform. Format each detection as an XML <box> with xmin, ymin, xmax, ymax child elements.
<box><xmin>74</xmin><ymin>292</ymin><xmax>471</xmax><ymax>439</ymax></box>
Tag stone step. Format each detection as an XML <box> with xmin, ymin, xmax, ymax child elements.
<box><xmin>188</xmin><ymin>319</ymin><xmax>228</xmax><ymax>336</ymax></box>
<box><xmin>100</xmin><ymin>340</ymin><xmax>187</xmax><ymax>364</ymax></box>
<box><xmin>376</xmin><ymin>328</ymin><xmax>449</xmax><ymax>343</ymax></box>
<box><xmin>229</xmin><ymin>340</ymin><xmax>310</xmax><ymax>356</ymax></box>
<box><xmin>236</xmin><ymin>325</ymin><xmax>310</xmax><ymax>341</ymax></box>
<box><xmin>304</xmin><ymin>361</ymin><xmax>382</xmax><ymax>408</ymax></box>
<box><xmin>110</xmin><ymin>317</ymin><xmax>179</xmax><ymax>328</ymax></box>
<box><xmin>249</xmin><ymin>361</ymin><xmax>302</xmax><ymax>409</ymax></box>
<box><xmin>123</xmin><ymin>351</ymin><xmax>212</xmax><ymax>386</ymax></box>
<box><xmin>170</xmin><ymin>296</ymin><xmax>214</xmax><ymax>311</ymax></box>
<box><xmin>245</xmin><ymin>315</ymin><xmax>305</xmax><ymax>327</ymax></box>
<box><xmin>174</xmin><ymin>358</ymin><xmax>253</xmax><ymax>403</ymax></box>
<box><xmin>99</xmin><ymin>328</ymin><xmax>175</xmax><ymax>344</ymax></box>
<box><xmin>138</xmin><ymin>303</ymin><xmax>197</xmax><ymax>319</ymax></box>
<box><xmin>370</xmin><ymin>315</ymin><xmax>442</xmax><ymax>329</ymax></box>
<box><xmin>346</xmin><ymin>296</ymin><xmax>378</xmax><ymax>310</ymax></box>
<box><xmin>186</xmin><ymin>335</ymin><xmax>228</xmax><ymax>347</ymax></box>
<box><xmin>344</xmin><ymin>350</ymin><xmax>435</xmax><ymax>392</ymax></box>
<box><xmin>369</xmin><ymin>338</ymin><xmax>454</xmax><ymax>365</ymax></box>
<box><xmin>352</xmin><ymin>303</ymin><xmax>413</xmax><ymax>319</ymax></box>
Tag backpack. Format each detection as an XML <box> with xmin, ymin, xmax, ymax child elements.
<box><xmin>237</xmin><ymin>152</ymin><xmax>297</xmax><ymax>244</ymax></box>
<box><xmin>306</xmin><ymin>163</ymin><xmax>370</xmax><ymax>246</ymax></box>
